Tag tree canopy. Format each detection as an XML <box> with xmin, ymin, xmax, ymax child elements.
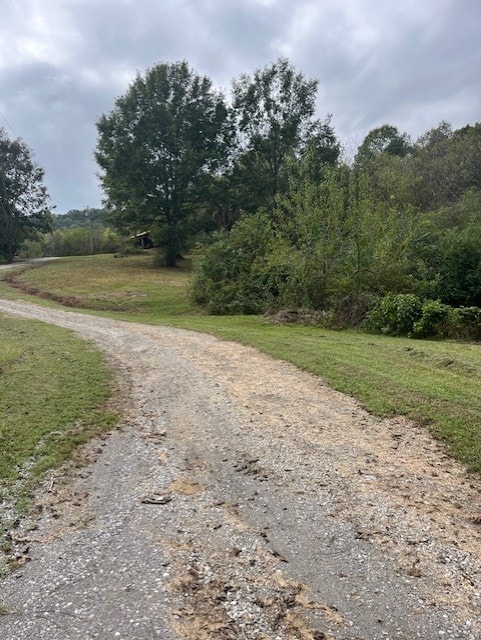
<box><xmin>230</xmin><ymin>58</ymin><xmax>339</xmax><ymax>211</ymax></box>
<box><xmin>95</xmin><ymin>58</ymin><xmax>340</xmax><ymax>258</ymax></box>
<box><xmin>355</xmin><ymin>124</ymin><xmax>411</xmax><ymax>166</ymax></box>
<box><xmin>95</xmin><ymin>61</ymin><xmax>230</xmax><ymax>265</ymax></box>
<box><xmin>0</xmin><ymin>128</ymin><xmax>52</xmax><ymax>263</ymax></box>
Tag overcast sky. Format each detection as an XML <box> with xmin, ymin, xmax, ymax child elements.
<box><xmin>1</xmin><ymin>0</ymin><xmax>480</xmax><ymax>213</ymax></box>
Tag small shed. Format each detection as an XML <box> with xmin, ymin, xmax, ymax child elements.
<box><xmin>131</xmin><ymin>231</ymin><xmax>154</xmax><ymax>249</ymax></box>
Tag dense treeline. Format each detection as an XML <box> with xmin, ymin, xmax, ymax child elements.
<box><xmin>95</xmin><ymin>59</ymin><xmax>479</xmax><ymax>338</ymax></box>
<box><xmin>192</xmin><ymin>123</ymin><xmax>481</xmax><ymax>296</ymax></box>
<box><xmin>5</xmin><ymin>57</ymin><xmax>479</xmax><ymax>340</ymax></box>
<box><xmin>93</xmin><ymin>58</ymin><xmax>481</xmax><ymax>337</ymax></box>
<box><xmin>191</xmin><ymin>119</ymin><xmax>481</xmax><ymax>337</ymax></box>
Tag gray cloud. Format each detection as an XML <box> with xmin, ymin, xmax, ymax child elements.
<box><xmin>1</xmin><ymin>0</ymin><xmax>480</xmax><ymax>212</ymax></box>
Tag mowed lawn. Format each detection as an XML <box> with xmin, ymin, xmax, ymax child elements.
<box><xmin>2</xmin><ymin>253</ymin><xmax>481</xmax><ymax>473</ymax></box>
<box><xmin>0</xmin><ymin>312</ymin><xmax>116</xmax><ymax>508</ymax></box>
<box><xmin>2</xmin><ymin>254</ymin><xmax>193</xmax><ymax>315</ymax></box>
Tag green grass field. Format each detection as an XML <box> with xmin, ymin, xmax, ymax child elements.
<box><xmin>0</xmin><ymin>311</ymin><xmax>116</xmax><ymax>525</ymax></box>
<box><xmin>1</xmin><ymin>253</ymin><xmax>481</xmax><ymax>474</ymax></box>
<box><xmin>0</xmin><ymin>254</ymin><xmax>193</xmax><ymax>315</ymax></box>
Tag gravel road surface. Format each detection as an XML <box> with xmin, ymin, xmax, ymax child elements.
<box><xmin>1</xmin><ymin>298</ymin><xmax>480</xmax><ymax>639</ymax></box>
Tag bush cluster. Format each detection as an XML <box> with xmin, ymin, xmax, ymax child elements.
<box><xmin>190</xmin><ymin>210</ymin><xmax>370</xmax><ymax>320</ymax></box>
<box><xmin>365</xmin><ymin>294</ymin><xmax>481</xmax><ymax>340</ymax></box>
<box><xmin>190</xmin><ymin>213</ymin><xmax>275</xmax><ymax>314</ymax></box>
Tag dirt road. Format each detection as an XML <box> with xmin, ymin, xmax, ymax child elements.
<box><xmin>1</xmin><ymin>299</ymin><xmax>480</xmax><ymax>639</ymax></box>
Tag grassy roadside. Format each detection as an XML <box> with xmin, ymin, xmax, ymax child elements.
<box><xmin>2</xmin><ymin>254</ymin><xmax>481</xmax><ymax>473</ymax></box>
<box><xmin>0</xmin><ymin>254</ymin><xmax>193</xmax><ymax>314</ymax></box>
<box><xmin>0</xmin><ymin>313</ymin><xmax>116</xmax><ymax>524</ymax></box>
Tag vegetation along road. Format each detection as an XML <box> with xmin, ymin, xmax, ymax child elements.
<box><xmin>1</xmin><ymin>296</ymin><xmax>481</xmax><ymax>639</ymax></box>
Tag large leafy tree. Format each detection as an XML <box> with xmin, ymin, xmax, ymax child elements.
<box><xmin>95</xmin><ymin>61</ymin><xmax>230</xmax><ymax>266</ymax></box>
<box><xmin>355</xmin><ymin>125</ymin><xmax>411</xmax><ymax>167</ymax></box>
<box><xmin>231</xmin><ymin>58</ymin><xmax>339</xmax><ymax>212</ymax></box>
<box><xmin>0</xmin><ymin>128</ymin><xmax>52</xmax><ymax>263</ymax></box>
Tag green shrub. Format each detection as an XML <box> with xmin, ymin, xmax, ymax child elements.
<box><xmin>412</xmin><ymin>300</ymin><xmax>451</xmax><ymax>338</ymax></box>
<box><xmin>364</xmin><ymin>293</ymin><xmax>423</xmax><ymax>335</ymax></box>
<box><xmin>190</xmin><ymin>212</ymin><xmax>274</xmax><ymax>314</ymax></box>
<box><xmin>435</xmin><ymin>229</ymin><xmax>481</xmax><ymax>307</ymax></box>
<box><xmin>366</xmin><ymin>294</ymin><xmax>481</xmax><ymax>341</ymax></box>
<box><xmin>448</xmin><ymin>307</ymin><xmax>481</xmax><ymax>340</ymax></box>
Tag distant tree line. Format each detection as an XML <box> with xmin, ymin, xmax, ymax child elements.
<box><xmin>0</xmin><ymin>132</ymin><xmax>120</xmax><ymax>261</ymax></box>
<box><xmin>19</xmin><ymin>208</ymin><xmax>121</xmax><ymax>258</ymax></box>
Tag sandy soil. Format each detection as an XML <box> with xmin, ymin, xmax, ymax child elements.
<box><xmin>0</xmin><ymin>298</ymin><xmax>480</xmax><ymax>639</ymax></box>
